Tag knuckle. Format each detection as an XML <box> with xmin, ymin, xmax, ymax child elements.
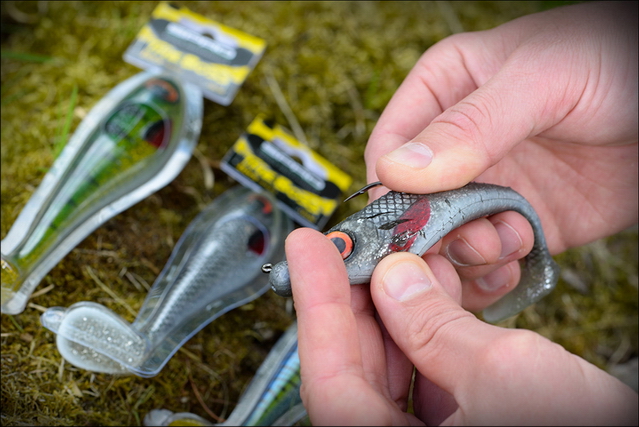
<box><xmin>428</xmin><ymin>95</ymin><xmax>501</xmax><ymax>169</ymax></box>
<box><xmin>434</xmin><ymin>97</ymin><xmax>492</xmax><ymax>143</ymax></box>
<box><xmin>429</xmin><ymin>32</ymin><xmax>475</xmax><ymax>58</ymax></box>
<box><xmin>403</xmin><ymin>299</ymin><xmax>475</xmax><ymax>357</ymax></box>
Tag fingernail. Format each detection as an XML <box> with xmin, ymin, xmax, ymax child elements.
<box><xmin>384</xmin><ymin>142</ymin><xmax>433</xmax><ymax>169</ymax></box>
<box><xmin>383</xmin><ymin>260</ymin><xmax>432</xmax><ymax>301</ymax></box>
<box><xmin>494</xmin><ymin>220</ymin><xmax>523</xmax><ymax>259</ymax></box>
<box><xmin>476</xmin><ymin>265</ymin><xmax>512</xmax><ymax>292</ymax></box>
<box><xmin>446</xmin><ymin>238</ymin><xmax>487</xmax><ymax>267</ymax></box>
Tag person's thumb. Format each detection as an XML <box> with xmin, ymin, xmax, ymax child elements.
<box><xmin>372</xmin><ymin>252</ymin><xmax>639</xmax><ymax>426</ymax></box>
<box><xmin>370</xmin><ymin>252</ymin><xmax>498</xmax><ymax>394</ymax></box>
<box><xmin>375</xmin><ymin>50</ymin><xmax>579</xmax><ymax>194</ymax></box>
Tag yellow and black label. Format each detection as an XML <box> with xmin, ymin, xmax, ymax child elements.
<box><xmin>124</xmin><ymin>2</ymin><xmax>266</xmax><ymax>105</ymax></box>
<box><xmin>221</xmin><ymin>116</ymin><xmax>352</xmax><ymax>229</ymax></box>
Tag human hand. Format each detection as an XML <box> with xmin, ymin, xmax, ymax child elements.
<box><xmin>364</xmin><ymin>1</ymin><xmax>638</xmax><ymax>312</ymax></box>
<box><xmin>288</xmin><ymin>228</ymin><xmax>638</xmax><ymax>426</ymax></box>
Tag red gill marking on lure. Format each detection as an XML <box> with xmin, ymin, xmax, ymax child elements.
<box><xmin>248</xmin><ymin>229</ymin><xmax>266</xmax><ymax>255</ymax></box>
<box><xmin>144</xmin><ymin>119</ymin><xmax>169</xmax><ymax>148</ymax></box>
<box><xmin>389</xmin><ymin>197</ymin><xmax>430</xmax><ymax>252</ymax></box>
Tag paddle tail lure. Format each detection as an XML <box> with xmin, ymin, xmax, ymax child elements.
<box><xmin>1</xmin><ymin>71</ymin><xmax>203</xmax><ymax>314</ymax></box>
<box><xmin>40</xmin><ymin>186</ymin><xmax>292</xmax><ymax>377</ymax></box>
<box><xmin>266</xmin><ymin>182</ymin><xmax>560</xmax><ymax>323</ymax></box>
<box><xmin>143</xmin><ymin>321</ymin><xmax>305</xmax><ymax>426</ymax></box>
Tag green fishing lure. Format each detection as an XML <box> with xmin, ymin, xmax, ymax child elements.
<box><xmin>1</xmin><ymin>71</ymin><xmax>203</xmax><ymax>315</ymax></box>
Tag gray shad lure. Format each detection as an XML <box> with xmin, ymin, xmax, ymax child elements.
<box><xmin>41</xmin><ymin>186</ymin><xmax>292</xmax><ymax>377</ymax></box>
<box><xmin>267</xmin><ymin>182</ymin><xmax>559</xmax><ymax>323</ymax></box>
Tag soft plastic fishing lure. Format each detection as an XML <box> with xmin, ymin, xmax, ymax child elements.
<box><xmin>267</xmin><ymin>182</ymin><xmax>560</xmax><ymax>323</ymax></box>
<box><xmin>1</xmin><ymin>71</ymin><xmax>203</xmax><ymax>315</ymax></box>
<box><xmin>144</xmin><ymin>321</ymin><xmax>305</xmax><ymax>426</ymax></box>
<box><xmin>40</xmin><ymin>186</ymin><xmax>292</xmax><ymax>377</ymax></box>
<box><xmin>223</xmin><ymin>321</ymin><xmax>303</xmax><ymax>426</ymax></box>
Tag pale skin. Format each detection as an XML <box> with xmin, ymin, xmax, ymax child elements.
<box><xmin>288</xmin><ymin>2</ymin><xmax>638</xmax><ymax>425</ymax></box>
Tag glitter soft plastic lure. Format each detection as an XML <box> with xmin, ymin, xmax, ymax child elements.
<box><xmin>143</xmin><ymin>321</ymin><xmax>305</xmax><ymax>426</ymax></box>
<box><xmin>266</xmin><ymin>182</ymin><xmax>560</xmax><ymax>323</ymax></box>
<box><xmin>40</xmin><ymin>186</ymin><xmax>292</xmax><ymax>377</ymax></box>
<box><xmin>1</xmin><ymin>71</ymin><xmax>203</xmax><ymax>315</ymax></box>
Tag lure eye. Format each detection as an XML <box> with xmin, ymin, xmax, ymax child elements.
<box><xmin>146</xmin><ymin>78</ymin><xmax>180</xmax><ymax>103</ymax></box>
<box><xmin>249</xmin><ymin>194</ymin><xmax>273</xmax><ymax>214</ymax></box>
<box><xmin>326</xmin><ymin>231</ymin><xmax>353</xmax><ymax>259</ymax></box>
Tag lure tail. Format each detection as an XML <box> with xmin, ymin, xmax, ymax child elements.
<box><xmin>41</xmin><ymin>303</ymin><xmax>146</xmax><ymax>375</ymax></box>
<box><xmin>41</xmin><ymin>186</ymin><xmax>292</xmax><ymax>377</ymax></box>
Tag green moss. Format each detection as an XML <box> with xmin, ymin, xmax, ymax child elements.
<box><xmin>1</xmin><ymin>1</ymin><xmax>636</xmax><ymax>425</ymax></box>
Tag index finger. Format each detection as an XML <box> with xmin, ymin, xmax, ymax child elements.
<box><xmin>287</xmin><ymin>228</ymin><xmax>365</xmax><ymax>384</ymax></box>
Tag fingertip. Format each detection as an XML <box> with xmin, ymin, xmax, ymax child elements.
<box><xmin>442</xmin><ymin>218</ymin><xmax>499</xmax><ymax>268</ymax></box>
<box><xmin>441</xmin><ymin>212</ymin><xmax>534</xmax><ymax>272</ymax></box>
<box><xmin>475</xmin><ymin>261</ymin><xmax>521</xmax><ymax>294</ymax></box>
<box><xmin>488</xmin><ymin>211</ymin><xmax>534</xmax><ymax>260</ymax></box>
<box><xmin>285</xmin><ymin>227</ymin><xmax>323</xmax><ymax>250</ymax></box>
<box><xmin>286</xmin><ymin>227</ymin><xmax>345</xmax><ymax>272</ymax></box>
<box><xmin>370</xmin><ymin>252</ymin><xmax>486</xmax><ymax>393</ymax></box>
<box><xmin>371</xmin><ymin>253</ymin><xmax>462</xmax><ymax>305</ymax></box>
<box><xmin>376</xmin><ymin>142</ymin><xmax>486</xmax><ymax>194</ymax></box>
<box><xmin>286</xmin><ymin>227</ymin><xmax>350</xmax><ymax>308</ymax></box>
<box><xmin>382</xmin><ymin>142</ymin><xmax>434</xmax><ymax>169</ymax></box>
<box><xmin>377</xmin><ymin>253</ymin><xmax>434</xmax><ymax>302</ymax></box>
<box><xmin>435</xmin><ymin>212</ymin><xmax>533</xmax><ymax>314</ymax></box>
<box><xmin>461</xmin><ymin>261</ymin><xmax>522</xmax><ymax>312</ymax></box>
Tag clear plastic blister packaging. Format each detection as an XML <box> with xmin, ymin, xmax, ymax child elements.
<box><xmin>41</xmin><ymin>186</ymin><xmax>293</xmax><ymax>377</ymax></box>
<box><xmin>1</xmin><ymin>71</ymin><xmax>203</xmax><ymax>315</ymax></box>
<box><xmin>144</xmin><ymin>321</ymin><xmax>305</xmax><ymax>426</ymax></box>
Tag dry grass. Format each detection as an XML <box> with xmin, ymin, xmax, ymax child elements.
<box><xmin>1</xmin><ymin>1</ymin><xmax>636</xmax><ymax>425</ymax></box>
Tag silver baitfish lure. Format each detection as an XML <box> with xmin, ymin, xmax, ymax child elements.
<box><xmin>266</xmin><ymin>182</ymin><xmax>560</xmax><ymax>323</ymax></box>
<box><xmin>1</xmin><ymin>71</ymin><xmax>203</xmax><ymax>315</ymax></box>
<box><xmin>40</xmin><ymin>186</ymin><xmax>292</xmax><ymax>377</ymax></box>
<box><xmin>144</xmin><ymin>321</ymin><xmax>305</xmax><ymax>426</ymax></box>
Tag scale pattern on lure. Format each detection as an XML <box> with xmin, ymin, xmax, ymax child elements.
<box><xmin>268</xmin><ymin>182</ymin><xmax>560</xmax><ymax>322</ymax></box>
<box><xmin>135</xmin><ymin>199</ymin><xmax>273</xmax><ymax>345</ymax></box>
<box><xmin>1</xmin><ymin>71</ymin><xmax>203</xmax><ymax>315</ymax></box>
<box><xmin>223</xmin><ymin>321</ymin><xmax>303</xmax><ymax>426</ymax></box>
<box><xmin>143</xmin><ymin>321</ymin><xmax>305</xmax><ymax>427</ymax></box>
<box><xmin>40</xmin><ymin>186</ymin><xmax>292</xmax><ymax>377</ymax></box>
